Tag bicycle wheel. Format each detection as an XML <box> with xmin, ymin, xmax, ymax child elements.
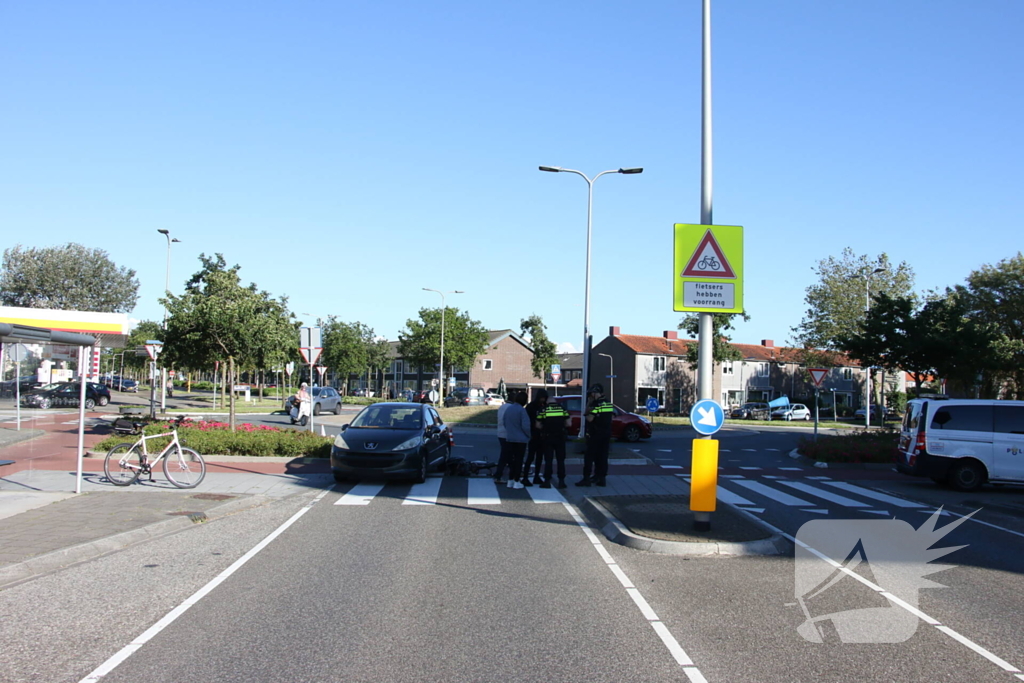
<box><xmin>163</xmin><ymin>446</ymin><xmax>206</xmax><ymax>489</ymax></box>
<box><xmin>104</xmin><ymin>443</ymin><xmax>143</xmax><ymax>486</ymax></box>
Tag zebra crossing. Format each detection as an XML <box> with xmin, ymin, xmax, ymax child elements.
<box><xmin>676</xmin><ymin>473</ymin><xmax>929</xmax><ymax>517</ymax></box>
<box><xmin>333</xmin><ymin>477</ymin><xmax>567</xmax><ymax>507</ymax></box>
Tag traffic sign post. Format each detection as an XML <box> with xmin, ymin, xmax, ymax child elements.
<box><xmin>299</xmin><ymin>327</ymin><xmax>322</xmax><ymax>434</ymax></box>
<box><xmin>689</xmin><ymin>399</ymin><xmax>724</xmax><ymax>531</ymax></box>
<box><xmin>808</xmin><ymin>368</ymin><xmax>827</xmax><ymax>442</ymax></box>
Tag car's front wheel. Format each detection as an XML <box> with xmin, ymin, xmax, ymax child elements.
<box><xmin>415</xmin><ymin>453</ymin><xmax>428</xmax><ymax>483</ymax></box>
<box><xmin>622</xmin><ymin>425</ymin><xmax>641</xmax><ymax>442</ymax></box>
<box><xmin>84</xmin><ymin>398</ymin><xmax>96</xmax><ymax>410</ymax></box>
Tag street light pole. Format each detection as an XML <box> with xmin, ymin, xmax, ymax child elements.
<box><xmin>598</xmin><ymin>352</ymin><xmax>614</xmax><ymax>405</ymax></box>
<box><xmin>423</xmin><ymin>288</ymin><xmax>463</xmax><ymax>406</ymax></box>
<box><xmin>849</xmin><ymin>267</ymin><xmax>885</xmax><ymax>428</ymax></box>
<box><xmin>539</xmin><ymin>165</ymin><xmax>642</xmax><ymax>437</ymax></box>
<box><xmin>156</xmin><ymin>229</ymin><xmax>180</xmax><ymax>412</ymax></box>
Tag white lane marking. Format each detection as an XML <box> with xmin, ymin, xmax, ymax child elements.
<box><xmin>733</xmin><ymin>479</ymin><xmax>813</xmax><ymax>506</ymax></box>
<box><xmin>658</xmin><ymin>449</ymin><xmax>673</xmax><ymax>452</ymax></box>
<box><xmin>738</xmin><ymin>466</ymin><xmax>762</xmax><ymax>470</ymax></box>
<box><xmin>720</xmin><ymin>474</ymin><xmax>745</xmax><ymax>479</ymax></box>
<box><xmin>747</xmin><ymin>513</ymin><xmax>1024</xmax><ymax>677</ymax></box>
<box><xmin>720</xmin><ymin>449</ymin><xmax>731</xmax><ymax>452</ymax></box>
<box><xmin>779</xmin><ymin>467</ymin><xmax>802</xmax><ymax>471</ymax></box>
<box><xmin>525</xmin><ymin>486</ymin><xmax>565</xmax><ymax>504</ymax></box>
<box><xmin>919</xmin><ymin>507</ymin><xmax>1024</xmax><ymax>540</ymax></box>
<box><xmin>403</xmin><ymin>476</ymin><xmax>444</xmax><ymax>505</ymax></box>
<box><xmin>454</xmin><ymin>444</ymin><xmax>474</xmax><ymax>448</ymax></box>
<box><xmin>807</xmin><ymin>475</ymin><xmax>831</xmax><ymax>480</ymax></box>
<box><xmin>804</xmin><ymin>509</ymin><xmax>829</xmax><ymax>515</ymax></box>
<box><xmin>678</xmin><ymin>477</ymin><xmax>759</xmax><ymax>508</ymax></box>
<box><xmin>778</xmin><ymin>480</ymin><xmax>871</xmax><ymax>508</ymax></box>
<box><xmin>560</xmin><ymin>501</ymin><xmax>708</xmax><ymax>682</ymax></box>
<box><xmin>335</xmin><ymin>482</ymin><xmax>385</xmax><ymax>505</ymax></box>
<box><xmin>864</xmin><ymin>510</ymin><xmax>891</xmax><ymax>516</ymax></box>
<box><xmin>467</xmin><ymin>478</ymin><xmax>501</xmax><ymax>506</ymax></box>
<box><xmin>766</xmin><ymin>448</ymin><xmax>780</xmax><ymax>451</ymax></box>
<box><xmin>660</xmin><ymin>465</ymin><xmax>684</xmax><ymax>470</ymax></box>
<box><xmin>743</xmin><ymin>508</ymin><xmax>766</xmax><ymax>514</ymax></box>
<box><xmin>80</xmin><ymin>486</ymin><xmax>334</xmax><ymax>682</ymax></box>
<box><xmin>763</xmin><ymin>475</ymin><xmax>785</xmax><ymax>479</ymax></box>
<box><xmin>821</xmin><ymin>481</ymin><xmax>925</xmax><ymax>508</ymax></box>
<box><xmin>741</xmin><ymin>448</ymin><xmax>757</xmax><ymax>452</ymax></box>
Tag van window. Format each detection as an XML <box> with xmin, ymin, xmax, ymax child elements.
<box><xmin>930</xmin><ymin>405</ymin><xmax>993</xmax><ymax>432</ymax></box>
<box><xmin>994</xmin><ymin>405</ymin><xmax>1024</xmax><ymax>434</ymax></box>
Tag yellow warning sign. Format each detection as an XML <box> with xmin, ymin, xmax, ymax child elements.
<box><xmin>673</xmin><ymin>224</ymin><xmax>743</xmax><ymax>313</ymax></box>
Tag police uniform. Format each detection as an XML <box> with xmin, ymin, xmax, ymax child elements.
<box><xmin>582</xmin><ymin>392</ymin><xmax>614</xmax><ymax>486</ymax></box>
<box><xmin>536</xmin><ymin>400</ymin><xmax>571</xmax><ymax>488</ymax></box>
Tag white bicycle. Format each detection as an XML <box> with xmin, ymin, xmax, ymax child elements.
<box><xmin>103</xmin><ymin>415</ymin><xmax>206</xmax><ymax>488</ymax></box>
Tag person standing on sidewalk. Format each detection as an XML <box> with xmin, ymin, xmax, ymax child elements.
<box><xmin>578</xmin><ymin>383</ymin><xmax>614</xmax><ymax>487</ymax></box>
<box><xmin>521</xmin><ymin>389</ymin><xmax>547</xmax><ymax>486</ymax></box>
<box><xmin>493</xmin><ymin>395</ymin><xmax>512</xmax><ymax>484</ymax></box>
<box><xmin>502</xmin><ymin>392</ymin><xmax>531</xmax><ymax>489</ymax></box>
<box><xmin>535</xmin><ymin>395</ymin><xmax>571</xmax><ymax>489</ymax></box>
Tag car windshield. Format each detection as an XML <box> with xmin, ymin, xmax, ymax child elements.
<box><xmin>39</xmin><ymin>382</ymin><xmax>65</xmax><ymax>391</ymax></box>
<box><xmin>350</xmin><ymin>405</ymin><xmax>424</xmax><ymax>430</ymax></box>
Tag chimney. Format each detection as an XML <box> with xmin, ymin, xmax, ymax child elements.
<box><xmin>610</xmin><ymin>326</ymin><xmax>620</xmax><ymax>336</ymax></box>
<box><xmin>663</xmin><ymin>331</ymin><xmax>678</xmax><ymax>340</ymax></box>
<box><xmin>761</xmin><ymin>339</ymin><xmax>774</xmax><ymax>348</ymax></box>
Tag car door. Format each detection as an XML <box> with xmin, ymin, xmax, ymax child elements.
<box><xmin>928</xmin><ymin>403</ymin><xmax>994</xmax><ymax>472</ymax></box>
<box><xmin>992</xmin><ymin>405</ymin><xmax>1024</xmax><ymax>481</ymax></box>
<box><xmin>424</xmin><ymin>406</ymin><xmax>446</xmax><ymax>465</ymax></box>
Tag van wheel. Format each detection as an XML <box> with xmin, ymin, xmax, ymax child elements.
<box><xmin>948</xmin><ymin>461</ymin><xmax>985</xmax><ymax>492</ymax></box>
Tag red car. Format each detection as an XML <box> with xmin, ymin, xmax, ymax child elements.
<box><xmin>551</xmin><ymin>395</ymin><xmax>652</xmax><ymax>442</ymax></box>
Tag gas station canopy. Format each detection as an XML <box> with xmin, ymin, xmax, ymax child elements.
<box><xmin>0</xmin><ymin>306</ymin><xmax>129</xmax><ymax>347</ymax></box>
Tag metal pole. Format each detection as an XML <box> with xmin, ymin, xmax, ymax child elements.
<box><xmin>76</xmin><ymin>346</ymin><xmax>86</xmax><ymax>494</ymax></box>
<box><xmin>697</xmin><ymin>0</ymin><xmax>714</xmax><ymax>403</ymax></box>
<box><xmin>440</xmin><ymin>293</ymin><xmax>446</xmax><ymax>405</ymax></box>
<box><xmin>864</xmin><ymin>276</ymin><xmax>871</xmax><ymax>429</ymax></box>
<box><xmin>14</xmin><ymin>344</ymin><xmax>21</xmax><ymax>431</ymax></box>
<box><xmin>599</xmin><ymin>352</ymin><xmax>614</xmax><ymax>406</ymax></box>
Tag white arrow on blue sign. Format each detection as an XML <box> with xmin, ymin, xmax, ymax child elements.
<box><xmin>690</xmin><ymin>399</ymin><xmax>725</xmax><ymax>436</ymax></box>
<box><xmin>646</xmin><ymin>397</ymin><xmax>660</xmax><ymax>412</ymax></box>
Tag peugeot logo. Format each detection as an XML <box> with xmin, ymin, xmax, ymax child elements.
<box><xmin>365</xmin><ymin>442</ymin><xmax>378</xmax><ymax>450</ymax></box>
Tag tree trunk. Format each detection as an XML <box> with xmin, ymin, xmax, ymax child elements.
<box><xmin>229</xmin><ymin>356</ymin><xmax>236</xmax><ymax>431</ymax></box>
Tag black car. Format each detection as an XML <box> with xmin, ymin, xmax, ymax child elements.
<box><xmin>0</xmin><ymin>376</ymin><xmax>40</xmax><ymax>398</ymax></box>
<box><xmin>443</xmin><ymin>387</ymin><xmax>487</xmax><ymax>407</ymax></box>
<box><xmin>21</xmin><ymin>381</ymin><xmax>111</xmax><ymax>410</ymax></box>
<box><xmin>330</xmin><ymin>402</ymin><xmax>452</xmax><ymax>483</ymax></box>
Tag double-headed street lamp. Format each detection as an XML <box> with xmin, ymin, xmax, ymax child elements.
<box><xmin>539</xmin><ymin>165</ymin><xmax>642</xmax><ymax>437</ymax></box>
<box><xmin>849</xmin><ymin>267</ymin><xmax>885</xmax><ymax>428</ymax></box>
<box><xmin>422</xmin><ymin>288</ymin><xmax>463</xmax><ymax>405</ymax></box>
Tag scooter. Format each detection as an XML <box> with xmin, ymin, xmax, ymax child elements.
<box><xmin>290</xmin><ymin>398</ymin><xmax>310</xmax><ymax>426</ymax></box>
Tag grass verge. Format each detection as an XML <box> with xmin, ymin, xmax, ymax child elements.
<box><xmin>96</xmin><ymin>419</ymin><xmax>332</xmax><ymax>457</ymax></box>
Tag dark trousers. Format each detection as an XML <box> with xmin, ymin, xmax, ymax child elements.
<box><xmin>506</xmin><ymin>441</ymin><xmax>527</xmax><ymax>481</ymax></box>
<box><xmin>540</xmin><ymin>436</ymin><xmax>567</xmax><ymax>481</ymax></box>
<box><xmin>585</xmin><ymin>436</ymin><xmax>610</xmax><ymax>481</ymax></box>
<box><xmin>523</xmin><ymin>436</ymin><xmax>543</xmax><ymax>479</ymax></box>
<box><xmin>495</xmin><ymin>437</ymin><xmax>508</xmax><ymax>478</ymax></box>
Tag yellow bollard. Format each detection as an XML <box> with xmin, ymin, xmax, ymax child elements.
<box><xmin>690</xmin><ymin>438</ymin><xmax>719</xmax><ymax>530</ymax></box>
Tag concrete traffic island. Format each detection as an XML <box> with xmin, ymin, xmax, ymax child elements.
<box><xmin>580</xmin><ymin>494</ymin><xmax>789</xmax><ymax>557</ymax></box>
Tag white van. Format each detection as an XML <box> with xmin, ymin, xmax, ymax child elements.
<box><xmin>897</xmin><ymin>398</ymin><xmax>1024</xmax><ymax>491</ymax></box>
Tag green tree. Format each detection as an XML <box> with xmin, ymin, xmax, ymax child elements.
<box><xmin>161</xmin><ymin>254</ymin><xmax>295</xmax><ymax>428</ymax></box>
<box><xmin>678</xmin><ymin>312</ymin><xmax>748</xmax><ymax>367</ymax></box>
<box><xmin>321</xmin><ymin>318</ymin><xmax>370</xmax><ymax>393</ymax></box>
<box><xmin>397</xmin><ymin>307</ymin><xmax>489</xmax><ymax>379</ymax></box>
<box><xmin>365</xmin><ymin>337</ymin><xmax>392</xmax><ymax>396</ymax></box>
<box><xmin>961</xmin><ymin>254</ymin><xmax>1024</xmax><ymax>397</ymax></box>
<box><xmin>520</xmin><ymin>315</ymin><xmax>557</xmax><ymax>381</ymax></box>
<box><xmin>120</xmin><ymin>320</ymin><xmax>164</xmax><ymax>375</ymax></box>
<box><xmin>792</xmin><ymin>248</ymin><xmax>915</xmax><ymax>350</ymax></box>
<box><xmin>1</xmin><ymin>243</ymin><xmax>140</xmax><ymax>312</ymax></box>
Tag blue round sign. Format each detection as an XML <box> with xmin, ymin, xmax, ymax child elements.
<box><xmin>690</xmin><ymin>399</ymin><xmax>725</xmax><ymax>436</ymax></box>
<box><xmin>646</xmin><ymin>397</ymin><xmax>660</xmax><ymax>412</ymax></box>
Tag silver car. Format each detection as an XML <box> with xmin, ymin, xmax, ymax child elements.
<box><xmin>286</xmin><ymin>386</ymin><xmax>343</xmax><ymax>418</ymax></box>
<box><xmin>771</xmin><ymin>403</ymin><xmax>811</xmax><ymax>421</ymax></box>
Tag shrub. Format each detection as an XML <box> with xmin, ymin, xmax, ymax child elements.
<box><xmin>798</xmin><ymin>428</ymin><xmax>899</xmax><ymax>464</ymax></box>
<box><xmin>96</xmin><ymin>419</ymin><xmax>331</xmax><ymax>458</ymax></box>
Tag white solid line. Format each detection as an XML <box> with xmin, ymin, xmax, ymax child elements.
<box><xmin>821</xmin><ymin>481</ymin><xmax>924</xmax><ymax>508</ymax></box>
<box><xmin>403</xmin><ymin>476</ymin><xmax>444</xmax><ymax>505</ymax></box>
<box><xmin>609</xmin><ymin>564</ymin><xmax>635</xmax><ymax>588</ymax></box>
<box><xmin>683</xmin><ymin>666</ymin><xmax>710</xmax><ymax>683</ymax></box>
<box><xmin>930</xmin><ymin>507</ymin><xmax>1024</xmax><ymax>540</ymax></box>
<box><xmin>750</xmin><ymin>510</ymin><xmax>1024</xmax><ymax>678</ymax></box>
<box><xmin>661</xmin><ymin>465</ymin><xmax>684</xmax><ymax>469</ymax></box>
<box><xmin>651</xmin><ymin>620</ymin><xmax>695</xmax><ymax>666</ymax></box>
<box><xmin>778</xmin><ymin>480</ymin><xmax>871</xmax><ymax>507</ymax></box>
<box><xmin>935</xmin><ymin>626</ymin><xmax>1022</xmax><ymax>672</ymax></box>
<box><xmin>80</xmin><ymin>486</ymin><xmax>334</xmax><ymax>682</ymax></box>
<box><xmin>740</xmin><ymin>507</ymin><xmax>765</xmax><ymax>514</ymax></box>
<box><xmin>733</xmin><ymin>479</ymin><xmax>813</xmax><ymax>506</ymax></box>
<box><xmin>803</xmin><ymin>509</ymin><xmax>829</xmax><ymax>515</ymax></box>
<box><xmin>335</xmin><ymin>482</ymin><xmax>385</xmax><ymax>505</ymax></box>
<box><xmin>738</xmin><ymin>466</ymin><xmax>762</xmax><ymax>470</ymax></box>
<box><xmin>466</xmin><ymin>478</ymin><xmax>501</xmax><ymax>505</ymax></box>
<box><xmin>779</xmin><ymin>467</ymin><xmax>802</xmax><ymax>471</ymax></box>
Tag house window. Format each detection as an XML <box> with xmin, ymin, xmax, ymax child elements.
<box><xmin>842</xmin><ymin>368</ymin><xmax>853</xmax><ymax>381</ymax></box>
<box><xmin>653</xmin><ymin>356</ymin><xmax>666</xmax><ymax>372</ymax></box>
<box><xmin>757</xmin><ymin>363</ymin><xmax>769</xmax><ymax>377</ymax></box>
<box><xmin>722</xmin><ymin>361</ymin><xmax>734</xmax><ymax>376</ymax></box>
<box><xmin>482</xmin><ymin>359</ymin><xmax>493</xmax><ymax>371</ymax></box>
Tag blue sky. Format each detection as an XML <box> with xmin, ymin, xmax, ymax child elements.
<box><xmin>3</xmin><ymin>1</ymin><xmax>1022</xmax><ymax>354</ymax></box>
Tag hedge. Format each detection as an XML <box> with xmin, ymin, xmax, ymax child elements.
<box><xmin>96</xmin><ymin>419</ymin><xmax>332</xmax><ymax>458</ymax></box>
<box><xmin>797</xmin><ymin>428</ymin><xmax>899</xmax><ymax>464</ymax></box>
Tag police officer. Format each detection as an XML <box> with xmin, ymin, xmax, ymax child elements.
<box><xmin>535</xmin><ymin>393</ymin><xmax>571</xmax><ymax>488</ymax></box>
<box><xmin>578</xmin><ymin>383</ymin><xmax>614</xmax><ymax>487</ymax></box>
<box><xmin>521</xmin><ymin>389</ymin><xmax>547</xmax><ymax>486</ymax></box>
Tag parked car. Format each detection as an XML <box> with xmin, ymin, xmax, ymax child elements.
<box><xmin>551</xmin><ymin>395</ymin><xmax>652</xmax><ymax>442</ymax></box>
<box><xmin>897</xmin><ymin>397</ymin><xmax>1024</xmax><ymax>491</ymax></box>
<box><xmin>0</xmin><ymin>376</ymin><xmax>41</xmax><ymax>397</ymax></box>
<box><xmin>730</xmin><ymin>402</ymin><xmax>770</xmax><ymax>420</ymax></box>
<box><xmin>483</xmin><ymin>393</ymin><xmax>505</xmax><ymax>406</ymax></box>
<box><xmin>103</xmin><ymin>376</ymin><xmax>139</xmax><ymax>392</ymax></box>
<box><xmin>443</xmin><ymin>387</ymin><xmax>487</xmax><ymax>407</ymax></box>
<box><xmin>854</xmin><ymin>405</ymin><xmax>891</xmax><ymax>421</ymax></box>
<box><xmin>20</xmin><ymin>381</ymin><xmax>111</xmax><ymax>410</ymax></box>
<box><xmin>330</xmin><ymin>402</ymin><xmax>452</xmax><ymax>483</ymax></box>
<box><xmin>286</xmin><ymin>386</ymin><xmax>343</xmax><ymax>418</ymax></box>
<box><xmin>771</xmin><ymin>403</ymin><xmax>811</xmax><ymax>421</ymax></box>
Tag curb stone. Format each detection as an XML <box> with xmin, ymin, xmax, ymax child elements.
<box><xmin>579</xmin><ymin>497</ymin><xmax>789</xmax><ymax>557</ymax></box>
<box><xmin>0</xmin><ymin>493</ymin><xmax>281</xmax><ymax>590</ymax></box>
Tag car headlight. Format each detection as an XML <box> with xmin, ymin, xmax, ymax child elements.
<box><xmin>333</xmin><ymin>434</ymin><xmax>351</xmax><ymax>450</ymax></box>
<box><xmin>638</xmin><ymin>416</ymin><xmax>651</xmax><ymax>424</ymax></box>
<box><xmin>393</xmin><ymin>435</ymin><xmax>424</xmax><ymax>451</ymax></box>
